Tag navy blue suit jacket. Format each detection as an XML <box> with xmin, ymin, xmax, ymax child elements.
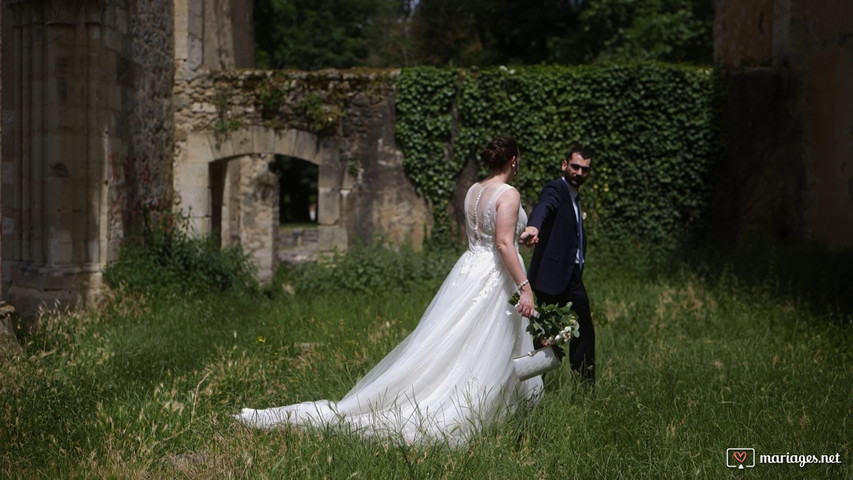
<box><xmin>526</xmin><ymin>178</ymin><xmax>585</xmax><ymax>297</ymax></box>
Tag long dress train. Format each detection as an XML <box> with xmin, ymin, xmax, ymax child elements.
<box><xmin>234</xmin><ymin>182</ymin><xmax>542</xmax><ymax>446</ymax></box>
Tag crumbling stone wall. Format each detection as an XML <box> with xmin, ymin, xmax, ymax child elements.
<box><xmin>794</xmin><ymin>1</ymin><xmax>853</xmax><ymax>248</ymax></box>
<box><xmin>714</xmin><ymin>0</ymin><xmax>777</xmax><ymax>67</ymax></box>
<box><xmin>214</xmin><ymin>153</ymin><xmax>280</xmax><ymax>281</ymax></box>
<box><xmin>0</xmin><ymin>4</ymin><xmax>3</xmax><ymax>300</ymax></box>
<box><xmin>709</xmin><ymin>68</ymin><xmax>806</xmax><ymax>245</ymax></box>
<box><xmin>172</xmin><ymin>68</ymin><xmax>432</xmax><ymax>281</ymax></box>
<box><xmin>2</xmin><ymin>0</ymin><xmax>848</xmax><ymax>314</ymax></box>
<box><xmin>1</xmin><ymin>0</ymin><xmax>174</xmax><ymax>312</ymax></box>
<box><xmin>1</xmin><ymin>0</ymin><xmax>430</xmax><ymax>311</ymax></box>
<box><xmin>110</xmin><ymin>0</ymin><xmax>176</xmax><ymax>249</ymax></box>
<box><xmin>714</xmin><ymin>0</ymin><xmax>853</xmax><ymax>248</ymax></box>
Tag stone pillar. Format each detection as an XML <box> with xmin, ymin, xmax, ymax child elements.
<box><xmin>713</xmin><ymin>0</ymin><xmax>853</xmax><ymax>247</ymax></box>
<box><xmin>218</xmin><ymin>154</ymin><xmax>279</xmax><ymax>282</ymax></box>
<box><xmin>0</xmin><ymin>3</ymin><xmax>4</xmax><ymax>300</ymax></box>
<box><xmin>174</xmin><ymin>0</ymin><xmax>254</xmax><ymax>74</ymax></box>
<box><xmin>794</xmin><ymin>0</ymin><xmax>853</xmax><ymax>248</ymax></box>
<box><xmin>1</xmin><ymin>1</ymin><xmax>124</xmax><ymax>312</ymax></box>
<box><xmin>229</xmin><ymin>0</ymin><xmax>254</xmax><ymax>69</ymax></box>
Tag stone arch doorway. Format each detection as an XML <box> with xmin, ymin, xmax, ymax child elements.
<box><xmin>176</xmin><ymin>128</ymin><xmax>350</xmax><ymax>282</ymax></box>
<box><xmin>271</xmin><ymin>156</ymin><xmax>318</xmax><ymax>225</ymax></box>
<box><xmin>269</xmin><ymin>156</ymin><xmax>321</xmax><ymax>265</ymax></box>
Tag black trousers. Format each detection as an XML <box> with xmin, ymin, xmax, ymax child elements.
<box><xmin>533</xmin><ymin>266</ymin><xmax>595</xmax><ymax>381</ymax></box>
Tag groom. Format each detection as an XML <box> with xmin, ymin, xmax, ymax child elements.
<box><xmin>521</xmin><ymin>147</ymin><xmax>595</xmax><ymax>385</ymax></box>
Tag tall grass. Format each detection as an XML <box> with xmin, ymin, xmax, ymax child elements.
<box><xmin>1</xmin><ymin>241</ymin><xmax>849</xmax><ymax>479</ymax></box>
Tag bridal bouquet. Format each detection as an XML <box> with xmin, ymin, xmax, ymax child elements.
<box><xmin>509</xmin><ymin>292</ymin><xmax>580</xmax><ymax>354</ymax></box>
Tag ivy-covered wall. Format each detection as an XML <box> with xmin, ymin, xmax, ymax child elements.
<box><xmin>396</xmin><ymin>63</ymin><xmax>723</xmax><ymax>250</ymax></box>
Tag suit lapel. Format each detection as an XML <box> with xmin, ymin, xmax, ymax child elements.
<box><xmin>560</xmin><ymin>179</ymin><xmax>577</xmax><ymax>237</ymax></box>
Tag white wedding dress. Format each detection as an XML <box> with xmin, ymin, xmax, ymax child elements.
<box><xmin>234</xmin><ymin>182</ymin><xmax>543</xmax><ymax>446</ymax></box>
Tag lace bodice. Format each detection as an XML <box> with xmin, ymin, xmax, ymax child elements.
<box><xmin>464</xmin><ymin>182</ymin><xmax>527</xmax><ymax>250</ymax></box>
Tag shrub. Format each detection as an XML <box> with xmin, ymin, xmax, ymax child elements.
<box><xmin>280</xmin><ymin>238</ymin><xmax>460</xmax><ymax>296</ymax></box>
<box><xmin>104</xmin><ymin>210</ymin><xmax>257</xmax><ymax>296</ymax></box>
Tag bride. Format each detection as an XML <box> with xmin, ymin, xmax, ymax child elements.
<box><xmin>234</xmin><ymin>136</ymin><xmax>542</xmax><ymax>446</ymax></box>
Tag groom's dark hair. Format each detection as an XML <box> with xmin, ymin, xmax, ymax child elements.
<box><xmin>567</xmin><ymin>146</ymin><xmax>592</xmax><ymax>161</ymax></box>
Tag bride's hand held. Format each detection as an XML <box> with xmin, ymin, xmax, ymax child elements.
<box><xmin>516</xmin><ymin>282</ymin><xmax>535</xmax><ymax>318</ymax></box>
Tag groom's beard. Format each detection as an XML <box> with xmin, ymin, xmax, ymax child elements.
<box><xmin>563</xmin><ymin>172</ymin><xmax>585</xmax><ymax>188</ymax></box>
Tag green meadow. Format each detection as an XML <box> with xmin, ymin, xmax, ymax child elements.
<box><xmin>1</xmin><ymin>240</ymin><xmax>849</xmax><ymax>479</ymax></box>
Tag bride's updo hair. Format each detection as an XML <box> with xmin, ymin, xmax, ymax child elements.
<box><xmin>480</xmin><ymin>135</ymin><xmax>519</xmax><ymax>172</ymax></box>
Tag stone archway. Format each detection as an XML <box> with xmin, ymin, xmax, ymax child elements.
<box><xmin>0</xmin><ymin>3</ymin><xmax>435</xmax><ymax>313</ymax></box>
<box><xmin>175</xmin><ymin>127</ymin><xmax>351</xmax><ymax>281</ymax></box>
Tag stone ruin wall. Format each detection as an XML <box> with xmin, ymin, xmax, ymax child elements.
<box><xmin>793</xmin><ymin>1</ymin><xmax>853</xmax><ymax>249</ymax></box>
<box><xmin>110</xmin><ymin>0</ymin><xmax>176</xmax><ymax>249</ymax></box>
<box><xmin>0</xmin><ymin>4</ymin><xmax>3</xmax><ymax>295</ymax></box>
<box><xmin>171</xmin><ymin>67</ymin><xmax>432</xmax><ymax>281</ymax></box>
<box><xmin>172</xmin><ymin>0</ymin><xmax>431</xmax><ymax>282</ymax></box>
<box><xmin>0</xmin><ymin>0</ymin><xmax>432</xmax><ymax>312</ymax></box>
<box><xmin>3</xmin><ymin>0</ymin><xmax>849</xmax><ymax>313</ymax></box>
<box><xmin>0</xmin><ymin>0</ymin><xmax>175</xmax><ymax>312</ymax></box>
<box><xmin>713</xmin><ymin>0</ymin><xmax>853</xmax><ymax>248</ymax></box>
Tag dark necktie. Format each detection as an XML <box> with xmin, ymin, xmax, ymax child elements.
<box><xmin>576</xmin><ymin>193</ymin><xmax>584</xmax><ymax>266</ymax></box>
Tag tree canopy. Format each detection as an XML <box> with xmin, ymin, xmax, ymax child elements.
<box><xmin>253</xmin><ymin>0</ymin><xmax>714</xmax><ymax>69</ymax></box>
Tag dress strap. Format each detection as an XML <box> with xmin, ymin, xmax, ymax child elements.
<box><xmin>489</xmin><ymin>183</ymin><xmax>515</xmax><ymax>207</ymax></box>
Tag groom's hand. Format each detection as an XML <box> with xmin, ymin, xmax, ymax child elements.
<box><xmin>520</xmin><ymin>227</ymin><xmax>539</xmax><ymax>245</ymax></box>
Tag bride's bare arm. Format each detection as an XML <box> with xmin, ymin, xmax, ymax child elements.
<box><xmin>494</xmin><ymin>188</ymin><xmax>535</xmax><ymax>318</ymax></box>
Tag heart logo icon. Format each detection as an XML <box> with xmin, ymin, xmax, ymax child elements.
<box><xmin>733</xmin><ymin>451</ymin><xmax>747</xmax><ymax>463</ymax></box>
